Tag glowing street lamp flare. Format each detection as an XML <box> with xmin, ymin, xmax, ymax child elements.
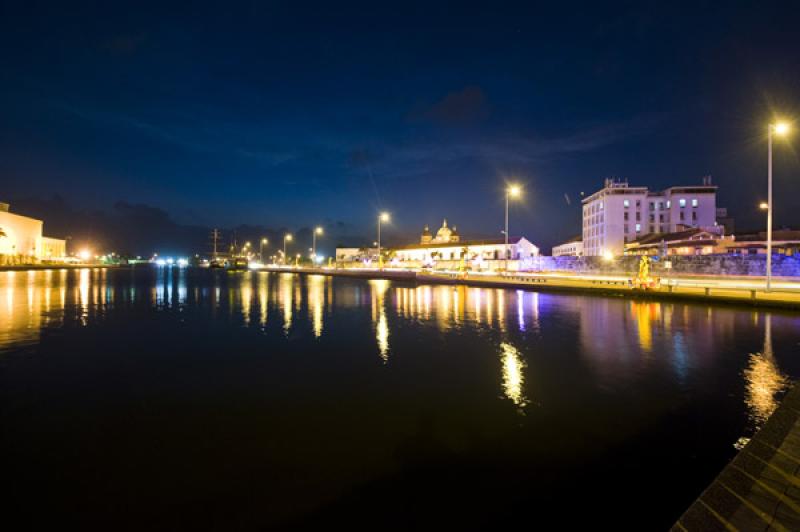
<box><xmin>773</xmin><ymin>122</ymin><xmax>790</xmax><ymax>136</ymax></box>
<box><xmin>505</xmin><ymin>184</ymin><xmax>522</xmax><ymax>272</ymax></box>
<box><xmin>766</xmin><ymin>120</ymin><xmax>791</xmax><ymax>291</ymax></box>
<box><xmin>283</xmin><ymin>234</ymin><xmax>293</xmax><ymax>265</ymax></box>
<box><xmin>312</xmin><ymin>226</ymin><xmax>323</xmax><ymax>264</ymax></box>
<box><xmin>377</xmin><ymin>212</ymin><xmax>390</xmax><ymax>268</ymax></box>
<box><xmin>260</xmin><ymin>238</ymin><xmax>268</xmax><ymax>262</ymax></box>
<box><xmin>759</xmin><ymin>202</ymin><xmax>769</xmax><ymax>210</ymax></box>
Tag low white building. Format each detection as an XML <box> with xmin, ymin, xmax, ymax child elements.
<box><xmin>0</xmin><ymin>202</ymin><xmax>67</xmax><ymax>264</ymax></box>
<box><xmin>393</xmin><ymin>220</ymin><xmax>539</xmax><ymax>264</ymax></box>
<box><xmin>552</xmin><ymin>236</ymin><xmax>583</xmax><ymax>257</ymax></box>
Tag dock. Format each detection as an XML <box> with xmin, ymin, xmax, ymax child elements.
<box><xmin>674</xmin><ymin>385</ymin><xmax>800</xmax><ymax>531</ymax></box>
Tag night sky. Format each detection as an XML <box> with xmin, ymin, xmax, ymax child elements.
<box><xmin>1</xmin><ymin>2</ymin><xmax>799</xmax><ymax>255</ymax></box>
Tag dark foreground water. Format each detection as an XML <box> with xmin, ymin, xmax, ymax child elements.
<box><xmin>2</xmin><ymin>267</ymin><xmax>799</xmax><ymax>530</ymax></box>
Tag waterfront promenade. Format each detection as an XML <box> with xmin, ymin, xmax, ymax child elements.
<box><xmin>260</xmin><ymin>266</ymin><xmax>800</xmax><ymax>310</ymax></box>
<box><xmin>674</xmin><ymin>384</ymin><xmax>800</xmax><ymax>530</ymax></box>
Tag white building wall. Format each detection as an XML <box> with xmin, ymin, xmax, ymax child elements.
<box><xmin>0</xmin><ymin>210</ymin><xmax>43</xmax><ymax>259</ymax></box>
<box><xmin>552</xmin><ymin>240</ymin><xmax>584</xmax><ymax>257</ymax></box>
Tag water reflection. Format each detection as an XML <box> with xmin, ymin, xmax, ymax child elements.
<box><xmin>279</xmin><ymin>273</ymin><xmax>294</xmax><ymax>335</ymax></box>
<box><xmin>370</xmin><ymin>279</ymin><xmax>390</xmax><ymax>361</ymax></box>
<box><xmin>744</xmin><ymin>314</ymin><xmax>789</xmax><ymax>426</ymax></box>
<box><xmin>500</xmin><ymin>342</ymin><xmax>528</xmax><ymax>409</ymax></box>
<box><xmin>307</xmin><ymin>275</ymin><xmax>325</xmax><ymax>338</ymax></box>
<box><xmin>1</xmin><ymin>269</ymin><xmax>799</xmax><ymax>429</ymax></box>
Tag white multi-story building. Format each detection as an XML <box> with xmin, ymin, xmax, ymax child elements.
<box><xmin>551</xmin><ymin>236</ymin><xmax>583</xmax><ymax>257</ymax></box>
<box><xmin>582</xmin><ymin>177</ymin><xmax>718</xmax><ymax>257</ymax></box>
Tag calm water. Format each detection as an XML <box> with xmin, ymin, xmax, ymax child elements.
<box><xmin>2</xmin><ymin>267</ymin><xmax>799</xmax><ymax>530</ymax></box>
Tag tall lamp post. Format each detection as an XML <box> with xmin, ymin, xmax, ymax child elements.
<box><xmin>260</xmin><ymin>238</ymin><xmax>268</xmax><ymax>262</ymax></box>
<box><xmin>505</xmin><ymin>184</ymin><xmax>522</xmax><ymax>273</ymax></box>
<box><xmin>766</xmin><ymin>121</ymin><xmax>791</xmax><ymax>292</ymax></box>
<box><xmin>377</xmin><ymin>212</ymin><xmax>390</xmax><ymax>268</ymax></box>
<box><xmin>312</xmin><ymin>226</ymin><xmax>323</xmax><ymax>264</ymax></box>
<box><xmin>283</xmin><ymin>234</ymin><xmax>292</xmax><ymax>265</ymax></box>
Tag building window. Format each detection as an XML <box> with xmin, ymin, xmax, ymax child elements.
<box><xmin>692</xmin><ymin>211</ymin><xmax>697</xmax><ymax>222</ymax></box>
<box><xmin>635</xmin><ymin>223</ymin><xmax>641</xmax><ymax>233</ymax></box>
<box><xmin>636</xmin><ymin>212</ymin><xmax>641</xmax><ymax>221</ymax></box>
<box><xmin>624</xmin><ymin>199</ymin><xmax>629</xmax><ymax>208</ymax></box>
<box><xmin>624</xmin><ymin>224</ymin><xmax>629</xmax><ymax>233</ymax></box>
<box><xmin>624</xmin><ymin>212</ymin><xmax>629</xmax><ymax>221</ymax></box>
<box><xmin>649</xmin><ymin>202</ymin><xmax>655</xmax><ymax>211</ymax></box>
<box><xmin>649</xmin><ymin>214</ymin><xmax>655</xmax><ymax>222</ymax></box>
<box><xmin>659</xmin><ymin>214</ymin><xmax>664</xmax><ymax>222</ymax></box>
<box><xmin>692</xmin><ymin>198</ymin><xmax>698</xmax><ymax>207</ymax></box>
<box><xmin>649</xmin><ymin>225</ymin><xmax>655</xmax><ymax>233</ymax></box>
<box><xmin>666</xmin><ymin>200</ymin><xmax>671</xmax><ymax>208</ymax></box>
<box><xmin>679</xmin><ymin>198</ymin><xmax>686</xmax><ymax>207</ymax></box>
<box><xmin>680</xmin><ymin>212</ymin><xmax>685</xmax><ymax>221</ymax></box>
<box><xmin>657</xmin><ymin>201</ymin><xmax>662</xmax><ymax>209</ymax></box>
<box><xmin>599</xmin><ymin>201</ymin><xmax>604</xmax><ymax>210</ymax></box>
<box><xmin>636</xmin><ymin>200</ymin><xmax>641</xmax><ymax>208</ymax></box>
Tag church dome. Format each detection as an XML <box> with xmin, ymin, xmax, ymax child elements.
<box><xmin>422</xmin><ymin>225</ymin><xmax>431</xmax><ymax>236</ymax></box>
<box><xmin>435</xmin><ymin>219</ymin><xmax>452</xmax><ymax>241</ymax></box>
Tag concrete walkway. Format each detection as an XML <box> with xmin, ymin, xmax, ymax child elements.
<box><xmin>674</xmin><ymin>384</ymin><xmax>800</xmax><ymax>531</ymax></box>
<box><xmin>262</xmin><ymin>266</ymin><xmax>800</xmax><ymax>310</ymax></box>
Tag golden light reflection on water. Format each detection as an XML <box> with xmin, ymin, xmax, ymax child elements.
<box><xmin>744</xmin><ymin>314</ymin><xmax>788</xmax><ymax>426</ymax></box>
<box><xmin>258</xmin><ymin>273</ymin><xmax>269</xmax><ymax>326</ymax></box>
<box><xmin>279</xmin><ymin>273</ymin><xmax>294</xmax><ymax>335</ymax></box>
<box><xmin>307</xmin><ymin>275</ymin><xmax>325</xmax><ymax>338</ymax></box>
<box><xmin>630</xmin><ymin>301</ymin><xmax>660</xmax><ymax>353</ymax></box>
<box><xmin>370</xmin><ymin>279</ymin><xmax>390</xmax><ymax>361</ymax></box>
<box><xmin>500</xmin><ymin>342</ymin><xmax>528</xmax><ymax>409</ymax></box>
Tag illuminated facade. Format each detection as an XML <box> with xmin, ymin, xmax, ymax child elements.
<box><xmin>582</xmin><ymin>177</ymin><xmax>719</xmax><ymax>257</ymax></box>
<box><xmin>394</xmin><ymin>220</ymin><xmax>539</xmax><ymax>263</ymax></box>
<box><xmin>0</xmin><ymin>202</ymin><xmax>67</xmax><ymax>264</ymax></box>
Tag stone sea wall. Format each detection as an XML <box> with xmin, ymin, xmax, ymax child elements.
<box><xmin>523</xmin><ymin>255</ymin><xmax>800</xmax><ymax>277</ymax></box>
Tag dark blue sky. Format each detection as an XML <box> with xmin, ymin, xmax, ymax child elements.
<box><xmin>1</xmin><ymin>1</ymin><xmax>799</xmax><ymax>252</ymax></box>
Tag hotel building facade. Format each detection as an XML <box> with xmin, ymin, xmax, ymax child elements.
<box><xmin>582</xmin><ymin>177</ymin><xmax>718</xmax><ymax>257</ymax></box>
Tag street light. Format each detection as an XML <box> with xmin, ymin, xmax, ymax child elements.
<box><xmin>377</xmin><ymin>212</ymin><xmax>390</xmax><ymax>269</ymax></box>
<box><xmin>766</xmin><ymin>121</ymin><xmax>791</xmax><ymax>291</ymax></box>
<box><xmin>260</xmin><ymin>238</ymin><xmax>268</xmax><ymax>262</ymax></box>
<box><xmin>283</xmin><ymin>234</ymin><xmax>293</xmax><ymax>265</ymax></box>
<box><xmin>312</xmin><ymin>226</ymin><xmax>323</xmax><ymax>264</ymax></box>
<box><xmin>505</xmin><ymin>184</ymin><xmax>522</xmax><ymax>273</ymax></box>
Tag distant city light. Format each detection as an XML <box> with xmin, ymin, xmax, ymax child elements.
<box><xmin>78</xmin><ymin>249</ymin><xmax>91</xmax><ymax>261</ymax></box>
<box><xmin>602</xmin><ymin>250</ymin><xmax>614</xmax><ymax>262</ymax></box>
<box><xmin>759</xmin><ymin>202</ymin><xmax>769</xmax><ymax>210</ymax></box>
